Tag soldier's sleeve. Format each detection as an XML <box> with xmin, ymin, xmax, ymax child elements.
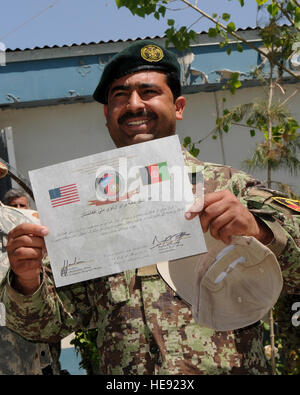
<box><xmin>0</xmin><ymin>259</ymin><xmax>95</xmax><ymax>343</ymax></box>
<box><xmin>225</xmin><ymin>169</ymin><xmax>300</xmax><ymax>294</ymax></box>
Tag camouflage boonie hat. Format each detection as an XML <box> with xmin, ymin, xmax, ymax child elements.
<box><xmin>93</xmin><ymin>39</ymin><xmax>181</xmax><ymax>104</ymax></box>
<box><xmin>157</xmin><ymin>231</ymin><xmax>283</xmax><ymax>331</ymax></box>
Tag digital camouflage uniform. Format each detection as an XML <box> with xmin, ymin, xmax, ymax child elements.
<box><xmin>1</xmin><ymin>150</ymin><xmax>299</xmax><ymax>375</ymax></box>
<box><xmin>0</xmin><ymin>202</ymin><xmax>59</xmax><ymax>375</ymax></box>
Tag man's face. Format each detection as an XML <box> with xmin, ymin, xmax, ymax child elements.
<box><xmin>104</xmin><ymin>71</ymin><xmax>186</xmax><ymax>147</ymax></box>
<box><xmin>8</xmin><ymin>196</ymin><xmax>29</xmax><ymax>209</ymax></box>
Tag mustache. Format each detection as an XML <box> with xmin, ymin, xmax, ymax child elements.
<box><xmin>118</xmin><ymin>110</ymin><xmax>157</xmax><ymax>125</ymax></box>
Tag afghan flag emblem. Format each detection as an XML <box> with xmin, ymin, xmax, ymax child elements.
<box><xmin>140</xmin><ymin>162</ymin><xmax>170</xmax><ymax>185</ymax></box>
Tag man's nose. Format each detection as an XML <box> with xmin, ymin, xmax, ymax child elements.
<box><xmin>127</xmin><ymin>91</ymin><xmax>145</xmax><ymax>112</ymax></box>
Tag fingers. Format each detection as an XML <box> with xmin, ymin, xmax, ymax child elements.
<box><xmin>10</xmin><ymin>241</ymin><xmax>45</xmax><ymax>260</ymax></box>
<box><xmin>185</xmin><ymin>190</ymin><xmax>226</xmax><ymax>223</ymax></box>
<box><xmin>8</xmin><ymin>223</ymin><xmax>48</xmax><ymax>239</ymax></box>
<box><xmin>199</xmin><ymin>197</ymin><xmax>229</xmax><ymax>233</ymax></box>
<box><xmin>6</xmin><ymin>223</ymin><xmax>49</xmax><ymax>280</ymax></box>
<box><xmin>185</xmin><ymin>191</ymin><xmax>225</xmax><ymax>220</ymax></box>
<box><xmin>185</xmin><ymin>190</ymin><xmax>258</xmax><ymax>245</ymax></box>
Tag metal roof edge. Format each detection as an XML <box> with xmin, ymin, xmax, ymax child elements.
<box><xmin>5</xmin><ymin>29</ymin><xmax>262</xmax><ymax>64</ymax></box>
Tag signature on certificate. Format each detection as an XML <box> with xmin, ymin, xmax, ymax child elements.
<box><xmin>151</xmin><ymin>231</ymin><xmax>191</xmax><ymax>251</ymax></box>
<box><xmin>61</xmin><ymin>257</ymin><xmax>92</xmax><ymax>277</ymax></box>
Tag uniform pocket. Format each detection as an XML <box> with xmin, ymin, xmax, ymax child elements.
<box><xmin>107</xmin><ymin>271</ymin><xmax>132</xmax><ymax>304</ymax></box>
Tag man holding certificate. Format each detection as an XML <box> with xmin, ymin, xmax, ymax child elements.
<box><xmin>1</xmin><ymin>40</ymin><xmax>300</xmax><ymax>375</ymax></box>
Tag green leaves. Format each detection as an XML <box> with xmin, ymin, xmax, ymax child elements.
<box><xmin>267</xmin><ymin>3</ymin><xmax>279</xmax><ymax>18</ymax></box>
<box><xmin>217</xmin><ymin>98</ymin><xmax>300</xmax><ymax>176</ymax></box>
<box><xmin>115</xmin><ymin>0</ymin><xmax>167</xmax><ymax>19</ymax></box>
<box><xmin>256</xmin><ymin>0</ymin><xmax>269</xmax><ymax>6</ymax></box>
<box><xmin>183</xmin><ymin>136</ymin><xmax>200</xmax><ymax>158</ymax></box>
<box><xmin>165</xmin><ymin>25</ymin><xmax>196</xmax><ymax>51</ymax></box>
<box><xmin>226</xmin><ymin>21</ymin><xmax>236</xmax><ymax>33</ymax></box>
<box><xmin>71</xmin><ymin>329</ymin><xmax>99</xmax><ymax>375</ymax></box>
<box><xmin>295</xmin><ymin>5</ymin><xmax>300</xmax><ymax>29</ymax></box>
<box><xmin>208</xmin><ymin>27</ymin><xmax>219</xmax><ymax>38</ymax></box>
<box><xmin>226</xmin><ymin>72</ymin><xmax>242</xmax><ymax>94</ymax></box>
<box><xmin>222</xmin><ymin>13</ymin><xmax>231</xmax><ymax>21</ymax></box>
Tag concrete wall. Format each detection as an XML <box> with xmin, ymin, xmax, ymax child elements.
<box><xmin>0</xmin><ymin>82</ymin><xmax>299</xmax><ymax>195</ymax></box>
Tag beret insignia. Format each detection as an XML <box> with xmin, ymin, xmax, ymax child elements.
<box><xmin>272</xmin><ymin>196</ymin><xmax>300</xmax><ymax>213</ymax></box>
<box><xmin>140</xmin><ymin>44</ymin><xmax>164</xmax><ymax>63</ymax></box>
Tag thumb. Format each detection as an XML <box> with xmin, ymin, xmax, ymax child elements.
<box><xmin>185</xmin><ymin>199</ymin><xmax>204</xmax><ymax>220</ymax></box>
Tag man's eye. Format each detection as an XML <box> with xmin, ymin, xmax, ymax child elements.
<box><xmin>140</xmin><ymin>89</ymin><xmax>158</xmax><ymax>98</ymax></box>
<box><xmin>113</xmin><ymin>91</ymin><xmax>126</xmax><ymax>97</ymax></box>
<box><xmin>144</xmin><ymin>89</ymin><xmax>156</xmax><ymax>94</ymax></box>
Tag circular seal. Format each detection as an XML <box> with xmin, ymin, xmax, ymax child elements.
<box><xmin>95</xmin><ymin>169</ymin><xmax>124</xmax><ymax>201</ymax></box>
<box><xmin>140</xmin><ymin>44</ymin><xmax>164</xmax><ymax>63</ymax></box>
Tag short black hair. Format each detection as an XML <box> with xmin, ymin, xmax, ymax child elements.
<box><xmin>166</xmin><ymin>71</ymin><xmax>182</xmax><ymax>102</ymax></box>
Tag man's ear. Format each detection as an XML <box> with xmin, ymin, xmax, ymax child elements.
<box><xmin>103</xmin><ymin>104</ymin><xmax>108</xmax><ymax>120</ymax></box>
<box><xmin>175</xmin><ymin>96</ymin><xmax>186</xmax><ymax>121</ymax></box>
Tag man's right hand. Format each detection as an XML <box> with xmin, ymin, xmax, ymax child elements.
<box><xmin>6</xmin><ymin>223</ymin><xmax>49</xmax><ymax>295</ymax></box>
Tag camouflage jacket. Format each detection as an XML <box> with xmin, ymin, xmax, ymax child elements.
<box><xmin>0</xmin><ymin>203</ymin><xmax>58</xmax><ymax>375</ymax></box>
<box><xmin>1</xmin><ymin>151</ymin><xmax>299</xmax><ymax>375</ymax></box>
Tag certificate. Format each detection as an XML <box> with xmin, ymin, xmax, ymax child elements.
<box><xmin>29</xmin><ymin>135</ymin><xmax>207</xmax><ymax>287</ymax></box>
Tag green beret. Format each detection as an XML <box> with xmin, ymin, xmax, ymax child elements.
<box><xmin>93</xmin><ymin>40</ymin><xmax>181</xmax><ymax>104</ymax></box>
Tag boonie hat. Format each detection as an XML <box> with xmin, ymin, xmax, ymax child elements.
<box><xmin>157</xmin><ymin>231</ymin><xmax>283</xmax><ymax>331</ymax></box>
<box><xmin>93</xmin><ymin>39</ymin><xmax>181</xmax><ymax>104</ymax></box>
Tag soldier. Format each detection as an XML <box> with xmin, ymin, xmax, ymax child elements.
<box><xmin>0</xmin><ymin>163</ymin><xmax>60</xmax><ymax>375</ymax></box>
<box><xmin>1</xmin><ymin>40</ymin><xmax>300</xmax><ymax>375</ymax></box>
<box><xmin>3</xmin><ymin>188</ymin><xmax>31</xmax><ymax>210</ymax></box>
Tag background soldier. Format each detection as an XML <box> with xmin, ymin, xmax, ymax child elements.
<box><xmin>0</xmin><ymin>162</ymin><xmax>59</xmax><ymax>375</ymax></box>
<box><xmin>3</xmin><ymin>188</ymin><xmax>31</xmax><ymax>210</ymax></box>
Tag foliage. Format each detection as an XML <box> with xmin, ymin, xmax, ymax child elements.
<box><xmin>263</xmin><ymin>294</ymin><xmax>300</xmax><ymax>375</ymax></box>
<box><xmin>183</xmin><ymin>136</ymin><xmax>200</xmax><ymax>157</ymax></box>
<box><xmin>116</xmin><ymin>1</ymin><xmax>300</xmax><ymax>78</ymax></box>
<box><xmin>217</xmin><ymin>98</ymin><xmax>300</xmax><ymax>177</ymax></box>
<box><xmin>115</xmin><ymin>0</ymin><xmax>197</xmax><ymax>50</ymax></box>
<box><xmin>70</xmin><ymin>329</ymin><xmax>99</xmax><ymax>375</ymax></box>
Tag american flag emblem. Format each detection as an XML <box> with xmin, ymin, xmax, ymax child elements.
<box><xmin>49</xmin><ymin>184</ymin><xmax>80</xmax><ymax>208</ymax></box>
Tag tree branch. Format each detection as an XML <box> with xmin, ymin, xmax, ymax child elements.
<box><xmin>180</xmin><ymin>0</ymin><xmax>300</xmax><ymax>80</ymax></box>
<box><xmin>279</xmin><ymin>88</ymin><xmax>299</xmax><ymax>107</ymax></box>
<box><xmin>273</xmin><ymin>0</ymin><xmax>300</xmax><ymax>32</ymax></box>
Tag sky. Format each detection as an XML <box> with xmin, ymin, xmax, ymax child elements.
<box><xmin>0</xmin><ymin>0</ymin><xmax>259</xmax><ymax>51</ymax></box>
